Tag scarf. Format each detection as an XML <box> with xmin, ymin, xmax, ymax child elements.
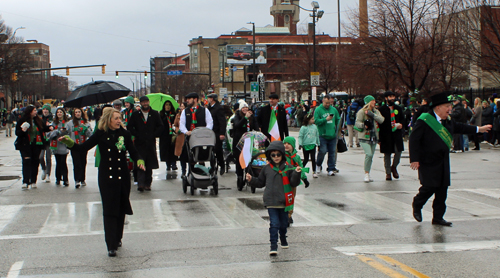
<box><xmin>73</xmin><ymin>119</ymin><xmax>88</xmax><ymax>145</ymax></box>
<box><xmin>50</xmin><ymin>120</ymin><xmax>65</xmax><ymax>150</ymax></box>
<box><xmin>28</xmin><ymin>123</ymin><xmax>44</xmax><ymax>145</ymax></box>
<box><xmin>141</xmin><ymin>109</ymin><xmax>150</xmax><ymax>124</ymax></box>
<box><xmin>124</xmin><ymin>108</ymin><xmax>133</xmax><ymax>126</ymax></box>
<box><xmin>166</xmin><ymin>113</ymin><xmax>174</xmax><ymax>135</ymax></box>
<box><xmin>271</xmin><ymin>163</ymin><xmax>294</xmax><ymax>212</ymax></box>
<box><xmin>390</xmin><ymin>107</ymin><xmax>397</xmax><ymax>132</ymax></box>
<box><xmin>190</xmin><ymin>106</ymin><xmax>198</xmax><ymax>131</ymax></box>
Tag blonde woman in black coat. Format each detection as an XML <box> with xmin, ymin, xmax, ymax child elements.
<box><xmin>60</xmin><ymin>108</ymin><xmax>145</xmax><ymax>257</ymax></box>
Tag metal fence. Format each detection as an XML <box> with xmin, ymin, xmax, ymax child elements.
<box><xmin>452</xmin><ymin>88</ymin><xmax>500</xmax><ymax>102</ymax></box>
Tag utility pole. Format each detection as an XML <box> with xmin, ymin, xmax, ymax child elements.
<box><xmin>208</xmin><ymin>51</ymin><xmax>212</xmax><ymax>89</ymax></box>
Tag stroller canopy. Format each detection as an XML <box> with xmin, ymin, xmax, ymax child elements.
<box><xmin>189</xmin><ymin>127</ymin><xmax>216</xmax><ymax>148</ymax></box>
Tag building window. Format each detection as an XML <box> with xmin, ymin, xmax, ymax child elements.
<box><xmin>285</xmin><ymin>15</ymin><xmax>290</xmax><ymax>27</ymax></box>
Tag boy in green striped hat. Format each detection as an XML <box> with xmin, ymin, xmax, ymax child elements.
<box><xmin>246</xmin><ymin>141</ymin><xmax>302</xmax><ymax>256</ymax></box>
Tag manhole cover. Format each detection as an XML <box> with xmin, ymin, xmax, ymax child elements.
<box><xmin>0</xmin><ymin>175</ymin><xmax>20</xmax><ymax>181</ymax></box>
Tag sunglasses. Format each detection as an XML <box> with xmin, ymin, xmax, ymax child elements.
<box><xmin>270</xmin><ymin>153</ymin><xmax>282</xmax><ymax>158</ymax></box>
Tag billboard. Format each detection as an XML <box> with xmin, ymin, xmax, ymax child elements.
<box><xmin>226</xmin><ymin>44</ymin><xmax>267</xmax><ymax>65</ymax></box>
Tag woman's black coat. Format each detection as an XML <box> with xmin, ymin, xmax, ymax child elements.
<box><xmin>72</xmin><ymin>127</ymin><xmax>142</xmax><ymax>217</ymax></box>
<box><xmin>232</xmin><ymin>111</ymin><xmax>259</xmax><ymax>150</ymax></box>
<box><xmin>159</xmin><ymin>112</ymin><xmax>176</xmax><ymax>162</ymax></box>
<box><xmin>378</xmin><ymin>104</ymin><xmax>405</xmax><ymax>153</ymax></box>
<box><xmin>15</xmin><ymin>117</ymin><xmax>50</xmax><ymax>154</ymax></box>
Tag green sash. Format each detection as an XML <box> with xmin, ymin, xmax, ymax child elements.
<box><xmin>418</xmin><ymin>113</ymin><xmax>452</xmax><ymax>149</ymax></box>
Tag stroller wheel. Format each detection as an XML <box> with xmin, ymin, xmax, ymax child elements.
<box><xmin>190</xmin><ymin>184</ymin><xmax>195</xmax><ymax>196</ymax></box>
<box><xmin>212</xmin><ymin>181</ymin><xmax>218</xmax><ymax>196</ymax></box>
<box><xmin>182</xmin><ymin>177</ymin><xmax>188</xmax><ymax>194</ymax></box>
<box><xmin>251</xmin><ymin>186</ymin><xmax>256</xmax><ymax>194</ymax></box>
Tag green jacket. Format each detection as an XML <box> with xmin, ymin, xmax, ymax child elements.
<box><xmin>314</xmin><ymin>104</ymin><xmax>340</xmax><ymax>140</ymax></box>
<box><xmin>298</xmin><ymin>124</ymin><xmax>320</xmax><ymax>148</ymax></box>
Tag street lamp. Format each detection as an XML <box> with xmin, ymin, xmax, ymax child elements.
<box><xmin>163</xmin><ymin>51</ymin><xmax>178</xmax><ymax>95</ymax></box>
<box><xmin>203</xmin><ymin>46</ymin><xmax>212</xmax><ymax>90</ymax></box>
<box><xmin>247</xmin><ymin>22</ymin><xmax>256</xmax><ymax>88</ymax></box>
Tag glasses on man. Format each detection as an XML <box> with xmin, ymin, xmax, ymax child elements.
<box><xmin>270</xmin><ymin>153</ymin><xmax>282</xmax><ymax>158</ymax></box>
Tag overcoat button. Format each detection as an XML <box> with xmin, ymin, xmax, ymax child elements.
<box><xmin>109</xmin><ymin>176</ymin><xmax>113</xmax><ymax>178</ymax></box>
<box><xmin>118</xmin><ymin>177</ymin><xmax>122</xmax><ymax>180</ymax></box>
<box><xmin>108</xmin><ymin>149</ymin><xmax>111</xmax><ymax>152</ymax></box>
<box><xmin>109</xmin><ymin>167</ymin><xmax>112</xmax><ymax>170</ymax></box>
<box><xmin>118</xmin><ymin>158</ymin><xmax>120</xmax><ymax>161</ymax></box>
<box><xmin>118</xmin><ymin>167</ymin><xmax>121</xmax><ymax>170</ymax></box>
<box><xmin>109</xmin><ymin>158</ymin><xmax>112</xmax><ymax>161</ymax></box>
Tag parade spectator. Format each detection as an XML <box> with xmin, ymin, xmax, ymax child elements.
<box><xmin>122</xmin><ymin>96</ymin><xmax>135</xmax><ymax>126</ymax></box>
<box><xmin>450</xmin><ymin>96</ymin><xmax>467</xmax><ymax>152</ymax></box>
<box><xmin>462</xmin><ymin>97</ymin><xmax>473</xmax><ymax>151</ymax></box>
<box><xmin>113</xmin><ymin>99</ymin><xmax>122</xmax><ymax>112</ymax></box>
<box><xmin>232</xmin><ymin>101</ymin><xmax>259</xmax><ymax>190</ymax></box>
<box><xmin>481</xmin><ymin>101</ymin><xmax>493</xmax><ymax>143</ymax></box>
<box><xmin>346</xmin><ymin>99</ymin><xmax>361</xmax><ymax>148</ymax></box>
<box><xmin>246</xmin><ymin>141</ymin><xmax>301</xmax><ymax>256</ymax></box>
<box><xmin>59</xmin><ymin>107</ymin><xmax>145</xmax><ymax>257</ymax></box>
<box><xmin>411</xmin><ymin>98</ymin><xmax>430</xmax><ymax>127</ymax></box>
<box><xmin>284</xmin><ymin>136</ymin><xmax>309</xmax><ymax>226</ymax></box>
<box><xmin>4</xmin><ymin>109</ymin><xmax>15</xmax><ymax>137</ymax></box>
<box><xmin>296</xmin><ymin>103</ymin><xmax>305</xmax><ymax>128</ymax></box>
<box><xmin>471</xmin><ymin>97</ymin><xmax>483</xmax><ymax>150</ymax></box>
<box><xmin>379</xmin><ymin>91</ymin><xmax>404</xmax><ymax>181</ymax></box>
<box><xmin>257</xmin><ymin>94</ymin><xmax>288</xmax><ymax>143</ymax></box>
<box><xmin>298</xmin><ymin>113</ymin><xmax>319</xmax><ymax>178</ymax></box>
<box><xmin>410</xmin><ymin>92</ymin><xmax>491</xmax><ymax>226</ymax></box>
<box><xmin>39</xmin><ymin>105</ymin><xmax>53</xmax><ymax>183</ymax></box>
<box><xmin>314</xmin><ymin>95</ymin><xmax>341</xmax><ymax>176</ymax></box>
<box><xmin>15</xmin><ymin>105</ymin><xmax>53</xmax><ymax>189</ymax></box>
<box><xmin>159</xmin><ymin>100</ymin><xmax>177</xmax><ymax>173</ymax></box>
<box><xmin>355</xmin><ymin>95</ymin><xmax>385</xmax><ymax>183</ymax></box>
<box><xmin>93</xmin><ymin>106</ymin><xmax>102</xmax><ymax>124</ymax></box>
<box><xmin>491</xmin><ymin>100</ymin><xmax>500</xmax><ymax>147</ymax></box>
<box><xmin>207</xmin><ymin>93</ymin><xmax>227</xmax><ymax>175</ymax></box>
<box><xmin>66</xmin><ymin>108</ymin><xmax>93</xmax><ymax>188</ymax></box>
<box><xmin>173</xmin><ymin>102</ymin><xmax>187</xmax><ymax>172</ymax></box>
<box><xmin>179</xmin><ymin>93</ymin><xmax>213</xmax><ymax>177</ymax></box>
<box><xmin>48</xmin><ymin>107</ymin><xmax>70</xmax><ymax>186</ymax></box>
<box><xmin>128</xmin><ymin>96</ymin><xmax>164</xmax><ymax>192</ymax></box>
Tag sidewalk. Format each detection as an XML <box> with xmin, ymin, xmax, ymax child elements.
<box><xmin>0</xmin><ymin>128</ymin><xmax>22</xmax><ymax>192</ymax></box>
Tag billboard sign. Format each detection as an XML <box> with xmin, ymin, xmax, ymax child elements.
<box><xmin>226</xmin><ymin>44</ymin><xmax>267</xmax><ymax>65</ymax></box>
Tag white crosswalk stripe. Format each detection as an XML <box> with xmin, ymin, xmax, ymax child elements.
<box><xmin>1</xmin><ymin>188</ymin><xmax>500</xmax><ymax>240</ymax></box>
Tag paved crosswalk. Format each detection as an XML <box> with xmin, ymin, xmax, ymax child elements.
<box><xmin>1</xmin><ymin>188</ymin><xmax>500</xmax><ymax>240</ymax></box>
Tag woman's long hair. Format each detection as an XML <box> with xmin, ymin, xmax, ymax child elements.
<box><xmin>19</xmin><ymin>105</ymin><xmax>43</xmax><ymax>128</ymax></box>
<box><xmin>72</xmin><ymin>107</ymin><xmax>88</xmax><ymax>126</ymax></box>
<box><xmin>98</xmin><ymin>107</ymin><xmax>123</xmax><ymax>132</ymax></box>
<box><xmin>160</xmin><ymin>100</ymin><xmax>175</xmax><ymax>118</ymax></box>
<box><xmin>53</xmin><ymin>108</ymin><xmax>68</xmax><ymax>125</ymax></box>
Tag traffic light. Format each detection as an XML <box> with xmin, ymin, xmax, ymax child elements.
<box><xmin>115</xmin><ymin>71</ymin><xmax>119</xmax><ymax>79</ymax></box>
<box><xmin>66</xmin><ymin>67</ymin><xmax>70</xmax><ymax>76</ymax></box>
<box><xmin>225</xmin><ymin>67</ymin><xmax>229</xmax><ymax>76</ymax></box>
<box><xmin>11</xmin><ymin>72</ymin><xmax>18</xmax><ymax>81</ymax></box>
<box><xmin>220</xmin><ymin>68</ymin><xmax>223</xmax><ymax>78</ymax></box>
<box><xmin>101</xmin><ymin>65</ymin><xmax>105</xmax><ymax>74</ymax></box>
<box><xmin>144</xmin><ymin>71</ymin><xmax>148</xmax><ymax>79</ymax></box>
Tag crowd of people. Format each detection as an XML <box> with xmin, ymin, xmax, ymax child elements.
<box><xmin>4</xmin><ymin>90</ymin><xmax>497</xmax><ymax>257</ymax></box>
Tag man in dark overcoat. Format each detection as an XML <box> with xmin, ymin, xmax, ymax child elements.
<box><xmin>410</xmin><ymin>92</ymin><xmax>491</xmax><ymax>226</ymax></box>
<box><xmin>257</xmin><ymin>94</ymin><xmax>288</xmax><ymax>143</ymax></box>
<box><xmin>450</xmin><ymin>96</ymin><xmax>467</xmax><ymax>152</ymax></box>
<box><xmin>379</xmin><ymin>91</ymin><xmax>405</xmax><ymax>181</ymax></box>
<box><xmin>127</xmin><ymin>96</ymin><xmax>164</xmax><ymax>192</ymax></box>
<box><xmin>207</xmin><ymin>93</ymin><xmax>227</xmax><ymax>175</ymax></box>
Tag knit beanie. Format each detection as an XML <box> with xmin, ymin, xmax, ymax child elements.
<box><xmin>124</xmin><ymin>96</ymin><xmax>135</xmax><ymax>104</ymax></box>
<box><xmin>364</xmin><ymin>95</ymin><xmax>375</xmax><ymax>104</ymax></box>
<box><xmin>42</xmin><ymin>104</ymin><xmax>51</xmax><ymax>111</ymax></box>
<box><xmin>283</xmin><ymin>136</ymin><xmax>296</xmax><ymax>150</ymax></box>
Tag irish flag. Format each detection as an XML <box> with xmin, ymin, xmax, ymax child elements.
<box><xmin>268</xmin><ymin>110</ymin><xmax>281</xmax><ymax>141</ymax></box>
<box><xmin>239</xmin><ymin>135</ymin><xmax>254</xmax><ymax>169</ymax></box>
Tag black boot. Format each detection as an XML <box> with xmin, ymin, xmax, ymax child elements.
<box><xmin>303</xmin><ymin>179</ymin><xmax>310</xmax><ymax>188</ymax></box>
<box><xmin>237</xmin><ymin>176</ymin><xmax>244</xmax><ymax>191</ymax></box>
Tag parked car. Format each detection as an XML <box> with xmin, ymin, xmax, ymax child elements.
<box><xmin>233</xmin><ymin>50</ymin><xmax>251</xmax><ymax>60</ymax></box>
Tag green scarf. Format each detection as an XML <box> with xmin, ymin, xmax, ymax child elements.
<box><xmin>271</xmin><ymin>163</ymin><xmax>294</xmax><ymax>212</ymax></box>
<box><xmin>418</xmin><ymin>112</ymin><xmax>452</xmax><ymax>149</ymax></box>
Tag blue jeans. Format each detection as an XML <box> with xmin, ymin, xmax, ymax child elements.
<box><xmin>267</xmin><ymin>208</ymin><xmax>288</xmax><ymax>248</ymax></box>
<box><xmin>317</xmin><ymin>136</ymin><xmax>337</xmax><ymax>172</ymax></box>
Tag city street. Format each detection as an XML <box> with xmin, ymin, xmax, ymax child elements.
<box><xmin>1</xmin><ymin>126</ymin><xmax>500</xmax><ymax>277</ymax></box>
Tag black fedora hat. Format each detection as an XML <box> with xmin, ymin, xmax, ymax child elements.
<box><xmin>429</xmin><ymin>92</ymin><xmax>452</xmax><ymax>108</ymax></box>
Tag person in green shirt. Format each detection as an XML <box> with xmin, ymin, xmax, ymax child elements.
<box><xmin>314</xmin><ymin>95</ymin><xmax>341</xmax><ymax>176</ymax></box>
<box><xmin>298</xmin><ymin>113</ymin><xmax>320</xmax><ymax>178</ymax></box>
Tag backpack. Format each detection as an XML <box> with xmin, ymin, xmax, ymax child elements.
<box><xmin>348</xmin><ymin>108</ymin><xmax>357</xmax><ymax>122</ymax></box>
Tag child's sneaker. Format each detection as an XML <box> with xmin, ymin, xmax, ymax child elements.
<box><xmin>303</xmin><ymin>179</ymin><xmax>310</xmax><ymax>188</ymax></box>
<box><xmin>269</xmin><ymin>248</ymin><xmax>278</xmax><ymax>256</ymax></box>
<box><xmin>280</xmin><ymin>237</ymin><xmax>289</xmax><ymax>249</ymax></box>
<box><xmin>21</xmin><ymin>184</ymin><xmax>29</xmax><ymax>190</ymax></box>
<box><xmin>313</xmin><ymin>173</ymin><xmax>318</xmax><ymax>178</ymax></box>
<box><xmin>316</xmin><ymin>166</ymin><xmax>322</xmax><ymax>174</ymax></box>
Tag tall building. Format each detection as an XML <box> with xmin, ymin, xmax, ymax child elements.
<box><xmin>270</xmin><ymin>0</ymin><xmax>300</xmax><ymax>35</ymax></box>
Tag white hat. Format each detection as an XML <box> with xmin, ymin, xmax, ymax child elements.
<box><xmin>239</xmin><ymin>101</ymin><xmax>249</xmax><ymax>109</ymax></box>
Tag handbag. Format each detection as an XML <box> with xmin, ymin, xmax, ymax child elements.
<box><xmin>171</xmin><ymin>133</ymin><xmax>178</xmax><ymax>144</ymax></box>
<box><xmin>337</xmin><ymin>132</ymin><xmax>348</xmax><ymax>153</ymax></box>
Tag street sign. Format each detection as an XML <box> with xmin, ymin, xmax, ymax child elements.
<box><xmin>250</xmin><ymin>90</ymin><xmax>259</xmax><ymax>99</ymax></box>
<box><xmin>310</xmin><ymin>72</ymin><xmax>320</xmax><ymax>87</ymax></box>
<box><xmin>219</xmin><ymin>88</ymin><xmax>227</xmax><ymax>99</ymax></box>
<box><xmin>250</xmin><ymin>82</ymin><xmax>258</xmax><ymax>92</ymax></box>
<box><xmin>311</xmin><ymin>87</ymin><xmax>317</xmax><ymax>101</ymax></box>
<box><xmin>167</xmin><ymin>70</ymin><xmax>183</xmax><ymax>76</ymax></box>
<box><xmin>174</xmin><ymin>95</ymin><xmax>179</xmax><ymax>101</ymax></box>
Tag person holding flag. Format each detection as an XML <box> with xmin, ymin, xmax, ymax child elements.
<box><xmin>232</xmin><ymin>101</ymin><xmax>259</xmax><ymax>190</ymax></box>
<box><xmin>257</xmin><ymin>94</ymin><xmax>288</xmax><ymax>143</ymax></box>
<box><xmin>246</xmin><ymin>141</ymin><xmax>301</xmax><ymax>256</ymax></box>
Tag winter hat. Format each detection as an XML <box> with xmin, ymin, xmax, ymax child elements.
<box><xmin>283</xmin><ymin>136</ymin><xmax>296</xmax><ymax>151</ymax></box>
<box><xmin>239</xmin><ymin>101</ymin><xmax>249</xmax><ymax>109</ymax></box>
<box><xmin>42</xmin><ymin>104</ymin><xmax>51</xmax><ymax>111</ymax></box>
<box><xmin>364</xmin><ymin>95</ymin><xmax>375</xmax><ymax>104</ymax></box>
<box><xmin>113</xmin><ymin>99</ymin><xmax>122</xmax><ymax>106</ymax></box>
<box><xmin>124</xmin><ymin>96</ymin><xmax>134</xmax><ymax>104</ymax></box>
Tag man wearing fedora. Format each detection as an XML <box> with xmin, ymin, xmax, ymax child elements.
<box><xmin>410</xmin><ymin>92</ymin><xmax>491</xmax><ymax>226</ymax></box>
<box><xmin>379</xmin><ymin>91</ymin><xmax>405</xmax><ymax>181</ymax></box>
<box><xmin>128</xmin><ymin>96</ymin><xmax>164</xmax><ymax>192</ymax></box>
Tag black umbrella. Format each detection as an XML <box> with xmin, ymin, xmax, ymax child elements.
<box><xmin>64</xmin><ymin>80</ymin><xmax>131</xmax><ymax>108</ymax></box>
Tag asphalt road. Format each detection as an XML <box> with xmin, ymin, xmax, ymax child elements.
<box><xmin>1</xmin><ymin>125</ymin><xmax>500</xmax><ymax>278</ymax></box>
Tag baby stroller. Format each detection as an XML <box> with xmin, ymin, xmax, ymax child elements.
<box><xmin>236</xmin><ymin>131</ymin><xmax>269</xmax><ymax>193</ymax></box>
<box><xmin>182</xmin><ymin>127</ymin><xmax>219</xmax><ymax>196</ymax></box>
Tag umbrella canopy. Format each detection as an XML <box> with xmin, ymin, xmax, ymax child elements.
<box><xmin>64</xmin><ymin>80</ymin><xmax>131</xmax><ymax>108</ymax></box>
<box><xmin>236</xmin><ymin>131</ymin><xmax>269</xmax><ymax>154</ymax></box>
<box><xmin>147</xmin><ymin>93</ymin><xmax>179</xmax><ymax>112</ymax></box>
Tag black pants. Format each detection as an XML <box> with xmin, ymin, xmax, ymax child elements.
<box><xmin>54</xmin><ymin>154</ymin><xmax>69</xmax><ymax>182</ymax></box>
<box><xmin>138</xmin><ymin>166</ymin><xmax>153</xmax><ymax>187</ymax></box>
<box><xmin>413</xmin><ymin>185</ymin><xmax>448</xmax><ymax>220</ymax></box>
<box><xmin>71</xmin><ymin>149</ymin><xmax>88</xmax><ymax>182</ymax></box>
<box><xmin>453</xmin><ymin>134</ymin><xmax>463</xmax><ymax>151</ymax></box>
<box><xmin>214</xmin><ymin>137</ymin><xmax>225</xmax><ymax>169</ymax></box>
<box><xmin>103</xmin><ymin>214</ymin><xmax>126</xmax><ymax>251</ymax></box>
<box><xmin>20</xmin><ymin>145</ymin><xmax>42</xmax><ymax>184</ymax></box>
<box><xmin>473</xmin><ymin>133</ymin><xmax>481</xmax><ymax>149</ymax></box>
<box><xmin>233</xmin><ymin>149</ymin><xmax>244</xmax><ymax>177</ymax></box>
<box><xmin>302</xmin><ymin>148</ymin><xmax>317</xmax><ymax>170</ymax></box>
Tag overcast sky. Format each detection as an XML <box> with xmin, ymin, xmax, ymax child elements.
<box><xmin>1</xmin><ymin>0</ymin><xmax>359</xmax><ymax>93</ymax></box>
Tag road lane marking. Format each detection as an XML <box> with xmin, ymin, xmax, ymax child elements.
<box><xmin>293</xmin><ymin>195</ymin><xmax>362</xmax><ymax>226</ymax></box>
<box><xmin>376</xmin><ymin>255</ymin><xmax>430</xmax><ymax>278</ymax></box>
<box><xmin>0</xmin><ymin>205</ymin><xmax>23</xmax><ymax>234</ymax></box>
<box><xmin>461</xmin><ymin>188</ymin><xmax>500</xmax><ymax>200</ymax></box>
<box><xmin>357</xmin><ymin>255</ymin><xmax>408</xmax><ymax>278</ymax></box>
<box><xmin>446</xmin><ymin>194</ymin><xmax>500</xmax><ymax>218</ymax></box>
<box><xmin>334</xmin><ymin>240</ymin><xmax>500</xmax><ymax>255</ymax></box>
<box><xmin>6</xmin><ymin>261</ymin><xmax>24</xmax><ymax>278</ymax></box>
